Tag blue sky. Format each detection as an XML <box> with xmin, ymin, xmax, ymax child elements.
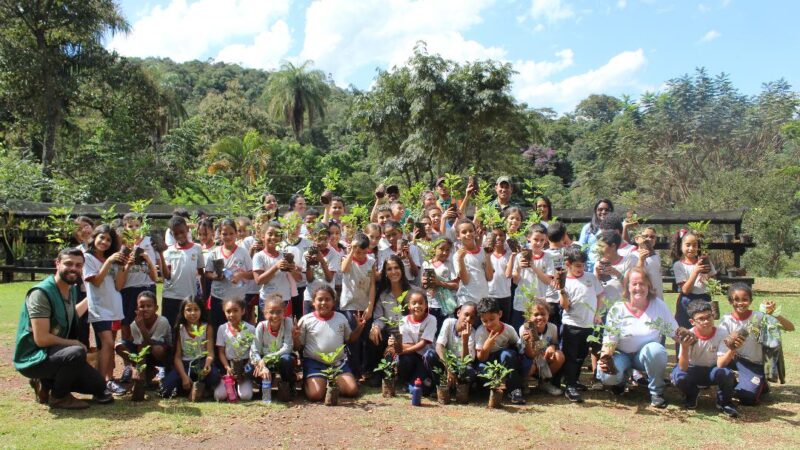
<box><xmin>109</xmin><ymin>0</ymin><xmax>799</xmax><ymax>112</ymax></box>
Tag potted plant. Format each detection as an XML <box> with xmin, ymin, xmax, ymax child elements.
<box><xmin>374</xmin><ymin>357</ymin><xmax>398</xmax><ymax>398</ymax></box>
<box><xmin>125</xmin><ymin>345</ymin><xmax>151</xmax><ymax>401</ymax></box>
<box><xmin>706</xmin><ymin>278</ymin><xmax>723</xmax><ymax>320</ymax></box>
<box><xmin>740</xmin><ymin>234</ymin><xmax>753</xmax><ymax>244</ymax></box>
<box><xmin>432</xmin><ymin>366</ymin><xmax>451</xmax><ymax>405</ymax></box>
<box><xmin>478</xmin><ymin>360</ymin><xmax>514</xmax><ymax>409</ymax></box>
<box><xmin>260</xmin><ymin>341</ymin><xmax>292</xmax><ymax>402</ymax></box>
<box><xmin>183</xmin><ymin>324</ymin><xmax>210</xmax><ymax>402</ymax></box>
<box><xmin>320</xmin><ymin>168</ymin><xmax>340</xmax><ymax>206</ymax></box>
<box><xmin>442</xmin><ymin>349</ymin><xmax>474</xmax><ymax>404</ymax></box>
<box><xmin>120</xmin><ymin>200</ymin><xmax>153</xmax><ymax>265</ymax></box>
<box><xmin>230</xmin><ymin>323</ymin><xmax>255</xmax><ymax>378</ymax></box>
<box><xmin>721</xmin><ymin>232</ymin><xmax>734</xmax><ymax>244</ymax></box>
<box><xmin>317</xmin><ymin>345</ymin><xmax>346</xmax><ymax>406</ymax></box>
<box><xmin>381</xmin><ymin>291</ymin><xmax>407</xmax><ymax>355</ymax></box>
<box><xmin>340</xmin><ymin>203</ymin><xmax>370</xmax><ymax>241</ymax></box>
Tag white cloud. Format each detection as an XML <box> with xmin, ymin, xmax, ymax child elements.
<box><xmin>108</xmin><ymin>0</ymin><xmax>290</xmax><ymax>62</ymax></box>
<box><xmin>215</xmin><ymin>20</ymin><xmax>291</xmax><ymax>70</ymax></box>
<box><xmin>698</xmin><ymin>3</ymin><xmax>711</xmax><ymax>12</ymax></box>
<box><xmin>699</xmin><ymin>29</ymin><xmax>721</xmax><ymax>43</ymax></box>
<box><xmin>529</xmin><ymin>0</ymin><xmax>574</xmax><ymax>22</ymax></box>
<box><xmin>300</xmin><ymin>0</ymin><xmax>501</xmax><ymax>84</ymax></box>
<box><xmin>617</xmin><ymin>0</ymin><xmax>627</xmax><ymax>9</ymax></box>
<box><xmin>513</xmin><ymin>49</ymin><xmax>647</xmax><ymax>112</ymax></box>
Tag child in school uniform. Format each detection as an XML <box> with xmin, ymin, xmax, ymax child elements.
<box><xmin>303</xmin><ymin>223</ymin><xmax>341</xmax><ymax>316</ymax></box>
<box><xmin>454</xmin><ymin>220</ymin><xmax>493</xmax><ymax>305</ymax></box>
<box><xmin>253</xmin><ymin>222</ymin><xmax>298</xmax><ymax>320</ymax></box>
<box><xmin>204</xmin><ymin>219</ymin><xmax>253</xmax><ymax>335</ymax></box>
<box><xmin>671</xmin><ymin>300</ymin><xmax>738</xmax><ymax>416</ymax></box>
<box><xmin>475</xmin><ymin>297</ymin><xmax>525</xmax><ymax>404</ymax></box>
<box><xmin>162</xmin><ymin>216</ymin><xmax>205</xmax><ymax>328</ymax></box>
<box><xmin>125</xmin><ymin>292</ymin><xmax>172</xmax><ymax>383</ymax></box>
<box><xmin>340</xmin><ymin>233</ymin><xmax>377</xmax><ymax>379</ymax></box>
<box><xmin>511</xmin><ymin>224</ymin><xmax>554</xmax><ymax>331</ymax></box>
<box><xmin>251</xmin><ymin>294</ymin><xmax>297</xmax><ymax>393</ymax></box>
<box><xmin>559</xmin><ymin>247</ymin><xmax>604</xmax><ymax>403</ymax></box>
<box><xmin>520</xmin><ymin>298</ymin><xmax>564</xmax><ymax>396</ymax></box>
<box><xmin>422</xmin><ymin>239</ymin><xmax>459</xmax><ymax>330</ymax></box>
<box><xmin>672</xmin><ymin>229</ymin><xmax>717</xmax><ymax>329</ymax></box>
<box><xmin>436</xmin><ymin>302</ymin><xmax>478</xmax><ymax>385</ymax></box>
<box><xmin>214</xmin><ymin>297</ymin><xmax>256</xmax><ymax>401</ymax></box>
<box><xmin>719</xmin><ymin>283</ymin><xmax>794</xmax><ymax>406</ymax></box>
<box><xmin>393</xmin><ymin>288</ymin><xmax>438</xmax><ymax>392</ymax></box>
<box><xmin>487</xmin><ymin>227</ymin><xmax>514</xmax><ymax>326</ymax></box>
<box><xmin>296</xmin><ymin>286</ymin><xmax>366</xmax><ymax>402</ymax></box>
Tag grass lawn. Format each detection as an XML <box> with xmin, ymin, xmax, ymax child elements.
<box><xmin>0</xmin><ymin>281</ymin><xmax>799</xmax><ymax>449</ymax></box>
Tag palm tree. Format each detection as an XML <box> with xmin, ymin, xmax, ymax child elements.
<box><xmin>264</xmin><ymin>60</ymin><xmax>330</xmax><ymax>140</ymax></box>
<box><xmin>205</xmin><ymin>130</ymin><xmax>269</xmax><ymax>185</ymax></box>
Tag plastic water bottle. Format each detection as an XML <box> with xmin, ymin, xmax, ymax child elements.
<box><xmin>262</xmin><ymin>379</ymin><xmax>272</xmax><ymax>404</ymax></box>
<box><xmin>410</xmin><ymin>377</ymin><xmax>422</xmax><ymax>406</ymax></box>
<box><xmin>223</xmin><ymin>375</ymin><xmax>238</xmax><ymax>402</ymax></box>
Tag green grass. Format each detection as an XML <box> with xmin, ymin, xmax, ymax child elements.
<box><xmin>0</xmin><ymin>282</ymin><xmax>799</xmax><ymax>449</ymax></box>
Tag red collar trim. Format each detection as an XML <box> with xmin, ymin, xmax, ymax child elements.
<box><xmin>532</xmin><ymin>252</ymin><xmax>545</xmax><ymax>260</ymax></box>
<box><xmin>314</xmin><ymin>311</ymin><xmax>334</xmax><ymax>321</ymax></box>
<box><xmin>408</xmin><ymin>313</ymin><xmax>428</xmax><ymax>324</ymax></box>
<box><xmin>176</xmin><ymin>242</ymin><xmax>194</xmax><ymax>250</ymax></box>
<box><xmin>321</xmin><ymin>248</ymin><xmax>330</xmax><ymax>257</ymax></box>
<box><xmin>610</xmin><ymin>254</ymin><xmax>624</xmax><ymax>265</ymax></box>
<box><xmin>432</xmin><ymin>260</ymin><xmax>443</xmax><ymax>268</ymax></box>
<box><xmin>620</xmin><ymin>242</ymin><xmax>629</xmax><ymax>249</ymax></box>
<box><xmin>221</xmin><ymin>246</ymin><xmax>236</xmax><ymax>259</ymax></box>
<box><xmin>263</xmin><ymin>248</ymin><xmax>280</xmax><ymax>258</ymax></box>
<box><xmin>732</xmin><ymin>310</ymin><xmax>753</xmax><ymax>321</ymax></box>
<box><xmin>624</xmin><ymin>302</ymin><xmax>648</xmax><ymax>318</ymax></box>
<box><xmin>353</xmin><ymin>255</ymin><xmax>367</xmax><ymax>265</ymax></box>
<box><xmin>466</xmin><ymin>246</ymin><xmax>480</xmax><ymax>255</ymax></box>
<box><xmin>267</xmin><ymin>321</ymin><xmax>280</xmax><ymax>337</ymax></box>
<box><xmin>227</xmin><ymin>322</ymin><xmax>241</xmax><ymax>335</ymax></box>
<box><xmin>694</xmin><ymin>327</ymin><xmax>716</xmax><ymax>340</ymax></box>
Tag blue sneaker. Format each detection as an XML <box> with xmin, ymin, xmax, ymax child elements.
<box><xmin>106</xmin><ymin>380</ymin><xmax>127</xmax><ymax>396</ymax></box>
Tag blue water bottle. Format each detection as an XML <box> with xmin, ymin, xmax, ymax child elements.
<box><xmin>410</xmin><ymin>377</ymin><xmax>422</xmax><ymax>406</ymax></box>
<box><xmin>262</xmin><ymin>379</ymin><xmax>272</xmax><ymax>404</ymax></box>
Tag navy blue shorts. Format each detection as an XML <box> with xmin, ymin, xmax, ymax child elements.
<box><xmin>92</xmin><ymin>320</ymin><xmax>115</xmax><ymax>334</ymax></box>
<box><xmin>302</xmin><ymin>357</ymin><xmax>352</xmax><ymax>379</ymax></box>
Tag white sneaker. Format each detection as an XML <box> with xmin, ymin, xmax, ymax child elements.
<box><xmin>540</xmin><ymin>381</ymin><xmax>563</xmax><ymax>396</ymax></box>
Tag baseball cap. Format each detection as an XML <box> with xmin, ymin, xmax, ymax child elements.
<box><xmin>435</xmin><ymin>176</ymin><xmax>446</xmax><ymax>187</ymax></box>
<box><xmin>496</xmin><ymin>176</ymin><xmax>511</xmax><ymax>185</ymax></box>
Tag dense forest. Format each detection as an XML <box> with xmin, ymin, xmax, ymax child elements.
<box><xmin>0</xmin><ymin>1</ymin><xmax>798</xmax><ymax>275</ymax></box>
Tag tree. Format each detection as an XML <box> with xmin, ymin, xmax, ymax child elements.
<box><xmin>0</xmin><ymin>0</ymin><xmax>128</xmax><ymax>176</ymax></box>
<box><xmin>204</xmin><ymin>130</ymin><xmax>270</xmax><ymax>185</ymax></box>
<box><xmin>263</xmin><ymin>61</ymin><xmax>330</xmax><ymax>140</ymax></box>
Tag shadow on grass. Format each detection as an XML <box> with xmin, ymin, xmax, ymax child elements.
<box><xmin>49</xmin><ymin>395</ymin><xmax>204</xmax><ymax>420</ymax></box>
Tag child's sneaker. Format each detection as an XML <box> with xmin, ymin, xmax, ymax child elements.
<box><xmin>106</xmin><ymin>380</ymin><xmax>127</xmax><ymax>396</ymax></box>
<box><xmin>155</xmin><ymin>367</ymin><xmax>166</xmax><ymax>381</ymax></box>
<box><xmin>539</xmin><ymin>381</ymin><xmax>562</xmax><ymax>396</ymax></box>
<box><xmin>683</xmin><ymin>393</ymin><xmax>698</xmax><ymax>409</ymax></box>
<box><xmin>716</xmin><ymin>403</ymin><xmax>739</xmax><ymax>418</ymax></box>
<box><xmin>565</xmin><ymin>386</ymin><xmax>584</xmax><ymax>403</ymax></box>
<box><xmin>120</xmin><ymin>365</ymin><xmax>133</xmax><ymax>383</ymax></box>
<box><xmin>610</xmin><ymin>383</ymin><xmax>626</xmax><ymax>396</ymax></box>
<box><xmin>509</xmin><ymin>388</ymin><xmax>526</xmax><ymax>404</ymax></box>
<box><xmin>650</xmin><ymin>393</ymin><xmax>668</xmax><ymax>408</ymax></box>
<box><xmin>93</xmin><ymin>390</ymin><xmax>114</xmax><ymax>404</ymax></box>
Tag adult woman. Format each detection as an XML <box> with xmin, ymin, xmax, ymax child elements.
<box><xmin>536</xmin><ymin>196</ymin><xmax>553</xmax><ymax>227</ymax></box>
<box><xmin>421</xmin><ymin>190</ymin><xmax>438</xmax><ymax>210</ymax></box>
<box><xmin>596</xmin><ymin>267</ymin><xmax>676</xmax><ymax>408</ymax></box>
<box><xmin>578</xmin><ymin>199</ymin><xmax>613</xmax><ymax>247</ymax></box>
<box><xmin>289</xmin><ymin>194</ymin><xmax>307</xmax><ymax>216</ymax></box>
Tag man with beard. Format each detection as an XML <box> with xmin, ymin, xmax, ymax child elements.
<box><xmin>14</xmin><ymin>248</ymin><xmax>113</xmax><ymax>409</ymax></box>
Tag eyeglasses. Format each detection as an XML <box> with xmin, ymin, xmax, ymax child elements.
<box><xmin>641</xmin><ymin>234</ymin><xmax>656</xmax><ymax>239</ymax></box>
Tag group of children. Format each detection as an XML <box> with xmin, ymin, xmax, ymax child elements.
<box><xmin>67</xmin><ymin>182</ymin><xmax>792</xmax><ymax>413</ymax></box>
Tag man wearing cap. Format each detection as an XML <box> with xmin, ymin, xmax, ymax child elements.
<box><xmin>489</xmin><ymin>176</ymin><xmax>519</xmax><ymax>212</ymax></box>
<box><xmin>434</xmin><ymin>176</ymin><xmax>454</xmax><ymax>211</ymax></box>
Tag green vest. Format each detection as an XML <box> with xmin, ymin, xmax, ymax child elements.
<box><xmin>13</xmin><ymin>276</ymin><xmax>78</xmax><ymax>371</ymax></box>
